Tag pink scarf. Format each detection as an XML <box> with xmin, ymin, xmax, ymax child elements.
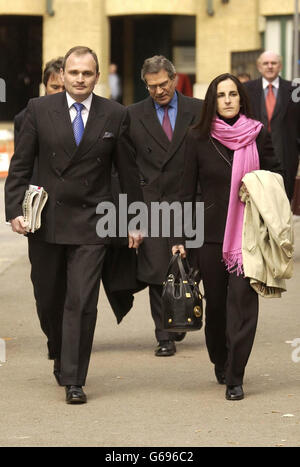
<box><xmin>211</xmin><ymin>115</ymin><xmax>262</xmax><ymax>275</ymax></box>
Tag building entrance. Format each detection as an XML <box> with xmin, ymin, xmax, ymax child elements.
<box><xmin>110</xmin><ymin>15</ymin><xmax>196</xmax><ymax>105</ymax></box>
<box><xmin>0</xmin><ymin>15</ymin><xmax>42</xmax><ymax>122</ymax></box>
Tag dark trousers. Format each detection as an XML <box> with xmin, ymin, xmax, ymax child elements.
<box><xmin>196</xmin><ymin>243</ymin><xmax>259</xmax><ymax>386</ymax></box>
<box><xmin>28</xmin><ymin>237</ymin><xmax>106</xmax><ymax>386</ymax></box>
<box><xmin>149</xmin><ymin>284</ymin><xmax>174</xmax><ymax>342</ymax></box>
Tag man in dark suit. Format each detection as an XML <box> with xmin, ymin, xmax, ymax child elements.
<box><xmin>244</xmin><ymin>50</ymin><xmax>300</xmax><ymax>200</ymax></box>
<box><xmin>5</xmin><ymin>46</ymin><xmax>142</xmax><ymax>404</ymax></box>
<box><xmin>127</xmin><ymin>56</ymin><xmax>203</xmax><ymax>356</ymax></box>
<box><xmin>14</xmin><ymin>57</ymin><xmax>65</xmax><ymax>144</ymax></box>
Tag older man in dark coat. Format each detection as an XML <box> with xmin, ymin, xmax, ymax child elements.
<box><xmin>127</xmin><ymin>56</ymin><xmax>203</xmax><ymax>356</ymax></box>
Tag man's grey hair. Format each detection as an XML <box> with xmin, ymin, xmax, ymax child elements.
<box><xmin>141</xmin><ymin>55</ymin><xmax>176</xmax><ymax>83</ymax></box>
<box><xmin>257</xmin><ymin>50</ymin><xmax>283</xmax><ymax>65</ymax></box>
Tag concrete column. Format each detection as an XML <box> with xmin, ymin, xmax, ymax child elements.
<box><xmin>193</xmin><ymin>6</ymin><xmax>210</xmax><ymax>99</ymax></box>
<box><xmin>193</xmin><ymin>0</ymin><xmax>260</xmax><ymax>99</ymax></box>
<box><xmin>43</xmin><ymin>0</ymin><xmax>110</xmax><ymax>97</ymax></box>
<box><xmin>123</xmin><ymin>17</ymin><xmax>134</xmax><ymax>106</ymax></box>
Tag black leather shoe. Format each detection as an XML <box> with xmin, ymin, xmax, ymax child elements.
<box><xmin>226</xmin><ymin>385</ymin><xmax>244</xmax><ymax>401</ymax></box>
<box><xmin>173</xmin><ymin>332</ymin><xmax>186</xmax><ymax>342</ymax></box>
<box><xmin>53</xmin><ymin>359</ymin><xmax>62</xmax><ymax>386</ymax></box>
<box><xmin>155</xmin><ymin>340</ymin><xmax>176</xmax><ymax>357</ymax></box>
<box><xmin>214</xmin><ymin>365</ymin><xmax>226</xmax><ymax>385</ymax></box>
<box><xmin>65</xmin><ymin>385</ymin><xmax>87</xmax><ymax>404</ymax></box>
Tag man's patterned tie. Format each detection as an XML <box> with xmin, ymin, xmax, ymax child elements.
<box><xmin>72</xmin><ymin>102</ymin><xmax>85</xmax><ymax>145</ymax></box>
<box><xmin>162</xmin><ymin>105</ymin><xmax>173</xmax><ymax>141</ymax></box>
<box><xmin>266</xmin><ymin>84</ymin><xmax>276</xmax><ymax>132</ymax></box>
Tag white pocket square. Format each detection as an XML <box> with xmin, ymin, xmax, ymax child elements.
<box><xmin>103</xmin><ymin>131</ymin><xmax>115</xmax><ymax>139</ymax></box>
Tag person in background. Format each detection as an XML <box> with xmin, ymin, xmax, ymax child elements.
<box><xmin>172</xmin><ymin>73</ymin><xmax>281</xmax><ymax>401</ymax></box>
<box><xmin>175</xmin><ymin>73</ymin><xmax>193</xmax><ymax>97</ymax></box>
<box><xmin>237</xmin><ymin>72</ymin><xmax>251</xmax><ymax>83</ymax></box>
<box><xmin>108</xmin><ymin>63</ymin><xmax>122</xmax><ymax>103</ymax></box>
<box><xmin>244</xmin><ymin>51</ymin><xmax>300</xmax><ymax>201</ymax></box>
<box><xmin>14</xmin><ymin>57</ymin><xmax>65</xmax><ymax>143</ymax></box>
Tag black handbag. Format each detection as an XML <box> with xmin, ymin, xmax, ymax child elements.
<box><xmin>162</xmin><ymin>253</ymin><xmax>203</xmax><ymax>332</ymax></box>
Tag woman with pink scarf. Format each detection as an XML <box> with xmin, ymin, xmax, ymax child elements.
<box><xmin>172</xmin><ymin>73</ymin><xmax>282</xmax><ymax>401</ymax></box>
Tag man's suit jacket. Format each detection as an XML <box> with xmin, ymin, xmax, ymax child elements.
<box><xmin>127</xmin><ymin>91</ymin><xmax>203</xmax><ymax>284</ymax></box>
<box><xmin>5</xmin><ymin>91</ymin><xmax>141</xmax><ymax>245</ymax></box>
<box><xmin>14</xmin><ymin>108</ymin><xmax>27</xmax><ymax>144</ymax></box>
<box><xmin>245</xmin><ymin>77</ymin><xmax>300</xmax><ymax>200</ymax></box>
<box><xmin>14</xmin><ymin>106</ymin><xmax>40</xmax><ymax>184</ymax></box>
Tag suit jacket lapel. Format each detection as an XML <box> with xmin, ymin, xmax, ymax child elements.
<box><xmin>272</xmin><ymin>77</ymin><xmax>290</xmax><ymax>121</ymax></box>
<box><xmin>49</xmin><ymin>93</ymin><xmax>108</xmax><ymax>175</ymax></box>
<box><xmin>253</xmin><ymin>79</ymin><xmax>264</xmax><ymax>119</ymax></box>
<box><xmin>139</xmin><ymin>96</ymin><xmax>170</xmax><ymax>152</ymax></box>
<box><xmin>70</xmin><ymin>94</ymin><xmax>107</xmax><ymax>164</ymax></box>
<box><xmin>48</xmin><ymin>92</ymin><xmax>77</xmax><ymax>159</ymax></box>
<box><xmin>138</xmin><ymin>93</ymin><xmax>197</xmax><ymax>167</ymax></box>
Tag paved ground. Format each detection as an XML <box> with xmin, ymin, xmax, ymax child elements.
<box><xmin>0</xmin><ymin>179</ymin><xmax>300</xmax><ymax>448</ymax></box>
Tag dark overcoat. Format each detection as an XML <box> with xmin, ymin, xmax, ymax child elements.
<box><xmin>14</xmin><ymin>107</ymin><xmax>27</xmax><ymax>144</ymax></box>
<box><xmin>127</xmin><ymin>91</ymin><xmax>203</xmax><ymax>284</ymax></box>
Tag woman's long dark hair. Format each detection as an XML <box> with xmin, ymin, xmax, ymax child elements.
<box><xmin>194</xmin><ymin>73</ymin><xmax>254</xmax><ymax>139</ymax></box>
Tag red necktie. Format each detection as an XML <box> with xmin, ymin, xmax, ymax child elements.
<box><xmin>266</xmin><ymin>84</ymin><xmax>276</xmax><ymax>132</ymax></box>
<box><xmin>162</xmin><ymin>106</ymin><xmax>173</xmax><ymax>141</ymax></box>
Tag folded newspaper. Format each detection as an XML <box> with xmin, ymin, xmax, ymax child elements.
<box><xmin>22</xmin><ymin>185</ymin><xmax>48</xmax><ymax>233</ymax></box>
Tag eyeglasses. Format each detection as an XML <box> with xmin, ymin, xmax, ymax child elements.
<box><xmin>146</xmin><ymin>79</ymin><xmax>172</xmax><ymax>92</ymax></box>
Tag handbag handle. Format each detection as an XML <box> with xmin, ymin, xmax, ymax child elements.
<box><xmin>165</xmin><ymin>252</ymin><xmax>181</xmax><ymax>277</ymax></box>
<box><xmin>165</xmin><ymin>253</ymin><xmax>204</xmax><ymax>300</ymax></box>
<box><xmin>166</xmin><ymin>252</ymin><xmax>190</xmax><ymax>283</ymax></box>
<box><xmin>177</xmin><ymin>254</ymin><xmax>189</xmax><ymax>281</ymax></box>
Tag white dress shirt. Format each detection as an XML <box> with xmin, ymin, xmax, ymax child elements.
<box><xmin>66</xmin><ymin>92</ymin><xmax>93</xmax><ymax>127</ymax></box>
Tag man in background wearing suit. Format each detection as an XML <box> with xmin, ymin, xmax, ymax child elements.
<box><xmin>5</xmin><ymin>46</ymin><xmax>142</xmax><ymax>404</ymax></box>
<box><xmin>14</xmin><ymin>57</ymin><xmax>65</xmax><ymax>144</ymax></box>
<box><xmin>245</xmin><ymin>51</ymin><xmax>300</xmax><ymax>200</ymax></box>
<box><xmin>127</xmin><ymin>56</ymin><xmax>203</xmax><ymax>357</ymax></box>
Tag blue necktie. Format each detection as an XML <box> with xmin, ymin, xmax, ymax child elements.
<box><xmin>72</xmin><ymin>102</ymin><xmax>84</xmax><ymax>145</ymax></box>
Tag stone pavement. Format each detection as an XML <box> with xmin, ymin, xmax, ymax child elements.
<box><xmin>0</xmin><ymin>179</ymin><xmax>300</xmax><ymax>448</ymax></box>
